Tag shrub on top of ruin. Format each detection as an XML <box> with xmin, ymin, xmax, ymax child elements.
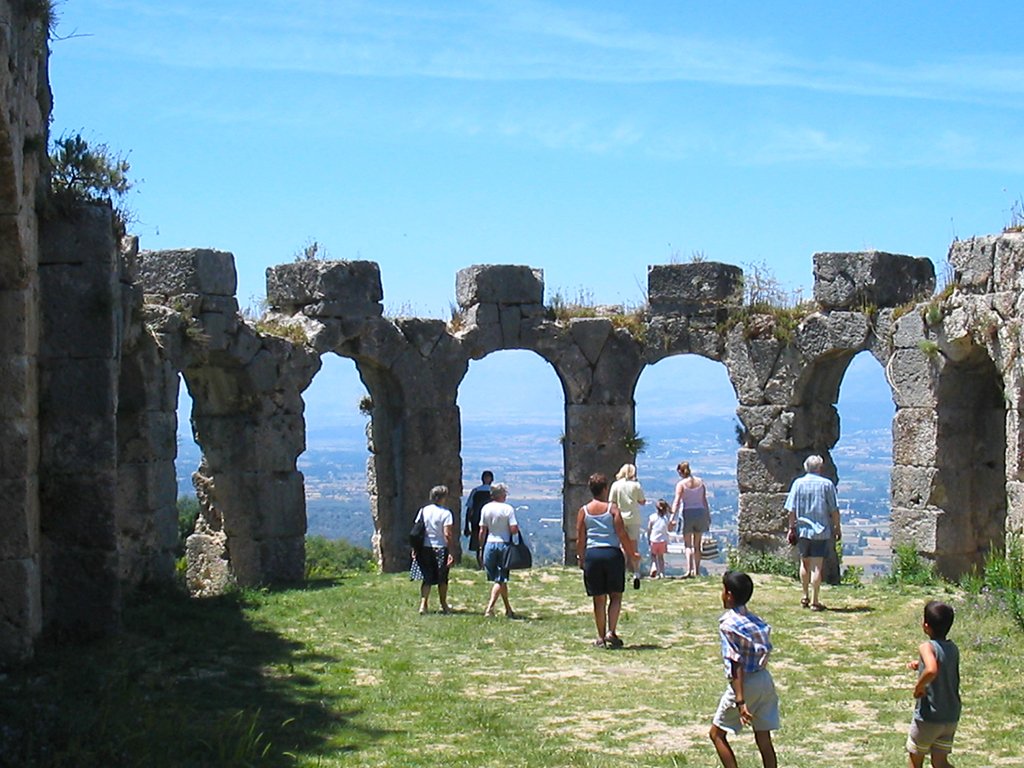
<box><xmin>716</xmin><ymin>261</ymin><xmax>817</xmax><ymax>344</ymax></box>
<box><xmin>48</xmin><ymin>132</ymin><xmax>135</xmax><ymax>235</ymax></box>
<box><xmin>447</xmin><ymin>302</ymin><xmax>467</xmax><ymax>333</ymax></box>
<box><xmin>1005</xmin><ymin>194</ymin><xmax>1024</xmax><ymax>233</ymax></box>
<box><xmin>293</xmin><ymin>238</ymin><xmax>327</xmax><ymax>262</ymax></box>
<box><xmin>253</xmin><ymin>317</ymin><xmax>308</xmax><ymax>345</ymax></box>
<box><xmin>547</xmin><ymin>287</ymin><xmax>598</xmax><ymax>322</ymax></box>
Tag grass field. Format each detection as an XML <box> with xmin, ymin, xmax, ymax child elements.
<box><xmin>2</xmin><ymin>567</ymin><xmax>1023</xmax><ymax>767</ymax></box>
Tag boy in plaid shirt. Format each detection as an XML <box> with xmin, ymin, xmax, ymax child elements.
<box><xmin>709</xmin><ymin>571</ymin><xmax>780</xmax><ymax>768</ymax></box>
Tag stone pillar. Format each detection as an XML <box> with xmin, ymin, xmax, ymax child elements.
<box><xmin>0</xmin><ymin>0</ymin><xmax>49</xmax><ymax>664</ymax></box>
<box><xmin>141</xmin><ymin>249</ymin><xmax>320</xmax><ymax>591</ymax></box>
<box><xmin>116</xmin><ymin>326</ymin><xmax>180</xmax><ymax>587</ymax></box>
<box><xmin>38</xmin><ymin>204</ymin><xmax>122</xmax><ymax>637</ymax></box>
<box><xmin>563</xmin><ymin>402</ymin><xmax>636</xmax><ymax>560</ymax></box>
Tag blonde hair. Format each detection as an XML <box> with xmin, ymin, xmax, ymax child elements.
<box><xmin>677</xmin><ymin>461</ymin><xmax>691</xmax><ymax>478</ymax></box>
<box><xmin>616</xmin><ymin>463</ymin><xmax>637</xmax><ymax>481</ymax></box>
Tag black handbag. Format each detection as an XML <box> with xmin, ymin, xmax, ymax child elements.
<box><xmin>503</xmin><ymin>531</ymin><xmax>532</xmax><ymax>570</ymax></box>
<box><xmin>409</xmin><ymin>512</ymin><xmax>426</xmax><ymax>549</ymax></box>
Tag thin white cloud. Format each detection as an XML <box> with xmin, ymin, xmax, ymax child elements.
<box><xmin>68</xmin><ymin>0</ymin><xmax>1024</xmax><ymax>108</ymax></box>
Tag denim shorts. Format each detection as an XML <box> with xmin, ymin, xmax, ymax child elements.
<box><xmin>483</xmin><ymin>541</ymin><xmax>510</xmax><ymax>583</ymax></box>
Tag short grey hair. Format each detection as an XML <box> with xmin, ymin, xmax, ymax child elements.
<box><xmin>804</xmin><ymin>455</ymin><xmax>824</xmax><ymax>473</ymax></box>
<box><xmin>429</xmin><ymin>485</ymin><xmax>448</xmax><ymax>503</ymax></box>
<box><xmin>490</xmin><ymin>482</ymin><xmax>508</xmax><ymax>499</ymax></box>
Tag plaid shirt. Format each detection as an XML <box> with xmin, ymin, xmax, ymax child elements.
<box><xmin>719</xmin><ymin>605</ymin><xmax>772</xmax><ymax>678</ymax></box>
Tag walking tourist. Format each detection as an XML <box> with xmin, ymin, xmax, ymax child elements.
<box><xmin>784</xmin><ymin>454</ymin><xmax>840</xmax><ymax>611</ymax></box>
<box><xmin>672</xmin><ymin>461</ymin><xmax>711</xmax><ymax>577</ymax></box>
<box><xmin>609</xmin><ymin>463</ymin><xmax>647</xmax><ymax>588</ymax></box>
<box><xmin>576</xmin><ymin>472</ymin><xmax>639</xmax><ymax>648</ymax></box>
<box><xmin>479</xmin><ymin>482</ymin><xmax>520</xmax><ymax>618</ymax></box>
<box><xmin>410</xmin><ymin>484</ymin><xmax>455</xmax><ymax>615</ymax></box>
<box><xmin>708</xmin><ymin>571</ymin><xmax>780</xmax><ymax>768</ymax></box>
<box><xmin>646</xmin><ymin>499</ymin><xmax>673</xmax><ymax>578</ymax></box>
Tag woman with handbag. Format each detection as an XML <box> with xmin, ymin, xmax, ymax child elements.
<box><xmin>409</xmin><ymin>485</ymin><xmax>455</xmax><ymax>615</ymax></box>
<box><xmin>576</xmin><ymin>472</ymin><xmax>639</xmax><ymax>648</ymax></box>
<box><xmin>478</xmin><ymin>483</ymin><xmax>520</xmax><ymax>618</ymax></box>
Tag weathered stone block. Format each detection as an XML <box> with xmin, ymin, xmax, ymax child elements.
<box><xmin>795</xmin><ymin>311</ymin><xmax>871</xmax><ymax>359</ymax></box>
<box><xmin>499</xmin><ymin>304</ymin><xmax>521</xmax><ymax>346</ymax></box>
<box><xmin>570</xmin><ymin>318</ymin><xmax>612</xmax><ymax>366</ymax></box>
<box><xmin>891</xmin><ymin>308</ymin><xmax>928</xmax><ymax>349</ymax></box>
<box><xmin>0</xmin><ymin>288</ymin><xmax>33</xmax><ymax>355</ymax></box>
<box><xmin>647</xmin><ymin>262</ymin><xmax>743</xmax><ymax>316</ymax></box>
<box><xmin>214</xmin><ymin>471</ymin><xmax>308</xmax><ymax>539</ymax></box>
<box><xmin>266</xmin><ymin>260</ymin><xmax>382</xmax><ymax>315</ymax></box>
<box><xmin>948</xmin><ymin>235</ymin><xmax>996</xmax><ymax>293</ymax></box>
<box><xmin>455</xmin><ymin>265</ymin><xmax>544</xmax><ymax>308</ymax></box>
<box><xmin>565</xmin><ymin>404</ymin><xmax>633</xmax><ymax>484</ymax></box>
<box><xmin>0</xmin><ymin>213</ymin><xmax>30</xmax><ymax>291</ymax></box>
<box><xmin>0</xmin><ymin>476</ymin><xmax>39</xmax><ymax>559</ymax></box>
<box><xmin>38</xmin><ymin>203</ymin><xmax>115</xmax><ymax>266</ymax></box>
<box><xmin>892</xmin><ymin>408</ymin><xmax>937</xmax><ymax>467</ymax></box>
<box><xmin>0</xmin><ymin>558</ymin><xmax>42</xmax><ymax>662</ymax></box>
<box><xmin>887</xmin><ymin>348</ymin><xmax>939</xmax><ymax>408</ymax></box>
<box><xmin>0</xmin><ymin>416</ymin><xmax>37</xmax><ymax>479</ymax></box>
<box><xmin>39</xmin><ymin>260</ymin><xmax>118</xmax><ymax>359</ymax></box>
<box><xmin>994</xmin><ymin>232</ymin><xmax>1024</xmax><ymax>293</ymax></box>
<box><xmin>39</xmin><ymin>471</ymin><xmax>118</xmax><ymax>549</ymax></box>
<box><xmin>138</xmin><ymin>248</ymin><xmax>238</xmax><ymax>298</ymax></box>
<box><xmin>891</xmin><ymin>465</ymin><xmax>943</xmax><ymax>509</ymax></box>
<box><xmin>117</xmin><ymin>411</ymin><xmax>178</xmax><ymax>463</ymax></box>
<box><xmin>737</xmin><ymin>492</ymin><xmax>789</xmax><ymax>536</ymax></box>
<box><xmin>736</xmin><ymin>448</ymin><xmax>803</xmax><ymax>493</ymax></box>
<box><xmin>0</xmin><ymin>354</ymin><xmax>34</xmax><ymax>422</ymax></box>
<box><xmin>229</xmin><ymin>535</ymin><xmax>305</xmax><ymax>585</ymax></box>
<box><xmin>813</xmin><ymin>251</ymin><xmax>935</xmax><ymax>309</ymax></box>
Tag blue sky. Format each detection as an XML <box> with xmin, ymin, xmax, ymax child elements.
<box><xmin>50</xmin><ymin>1</ymin><xmax>1024</xmax><ymax>316</ymax></box>
<box><xmin>48</xmin><ymin>2</ymin><xmax>1024</xmax><ymax>449</ymax></box>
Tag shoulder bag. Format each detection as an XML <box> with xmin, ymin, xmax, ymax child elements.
<box><xmin>503</xmin><ymin>530</ymin><xmax>532</xmax><ymax>571</ymax></box>
<box><xmin>409</xmin><ymin>509</ymin><xmax>426</xmax><ymax>549</ymax></box>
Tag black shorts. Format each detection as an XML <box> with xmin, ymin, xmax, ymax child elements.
<box><xmin>797</xmin><ymin>538</ymin><xmax>829</xmax><ymax>559</ymax></box>
<box><xmin>583</xmin><ymin>547</ymin><xmax>625</xmax><ymax>597</ymax></box>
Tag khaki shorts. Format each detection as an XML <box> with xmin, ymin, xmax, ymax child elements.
<box><xmin>712</xmin><ymin>669</ymin><xmax>780</xmax><ymax>734</ymax></box>
<box><xmin>907</xmin><ymin>719</ymin><xmax>956</xmax><ymax>756</ymax></box>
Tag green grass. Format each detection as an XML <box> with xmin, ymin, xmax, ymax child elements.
<box><xmin>2</xmin><ymin>569</ymin><xmax>1022</xmax><ymax>767</ymax></box>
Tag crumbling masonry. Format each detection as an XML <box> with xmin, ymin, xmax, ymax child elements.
<box><xmin>2</xmin><ymin>2</ymin><xmax>1023</xmax><ymax>664</ymax></box>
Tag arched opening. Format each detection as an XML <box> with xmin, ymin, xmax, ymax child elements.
<box><xmin>458</xmin><ymin>350</ymin><xmax>564</xmax><ymax>564</ymax></box>
<box><xmin>832</xmin><ymin>351</ymin><xmax>894</xmax><ymax>578</ymax></box>
<box><xmin>635</xmin><ymin>354</ymin><xmax>738</xmax><ymax>575</ymax></box>
<box><xmin>934</xmin><ymin>345</ymin><xmax>1006</xmax><ymax>576</ymax></box>
<box><xmin>299</xmin><ymin>354</ymin><xmax>374</xmax><ymax>549</ymax></box>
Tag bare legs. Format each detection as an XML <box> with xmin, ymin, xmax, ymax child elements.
<box><xmin>650</xmin><ymin>548</ymin><xmax>666</xmax><ymax>577</ymax></box>
<box><xmin>908</xmin><ymin>750</ymin><xmax>954</xmax><ymax>768</ymax></box>
<box><xmin>590</xmin><ymin>592</ymin><xmax>623</xmax><ymax>643</ymax></box>
<box><xmin>484</xmin><ymin>581</ymin><xmax>513</xmax><ymax>617</ymax></box>
<box><xmin>800</xmin><ymin>556</ymin><xmax>824</xmax><ymax>606</ymax></box>
<box><xmin>684</xmin><ymin>531</ymin><xmax>702</xmax><ymax>577</ymax></box>
<box><xmin>420</xmin><ymin>582</ymin><xmax>452</xmax><ymax>614</ymax></box>
<box><xmin>709</xmin><ymin>725</ymin><xmax>777</xmax><ymax>768</ymax></box>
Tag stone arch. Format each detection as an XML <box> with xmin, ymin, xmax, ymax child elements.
<box><xmin>458</xmin><ymin>348</ymin><xmax>566</xmax><ymax>561</ymax></box>
<box><xmin>933</xmin><ymin>343</ymin><xmax>1006</xmax><ymax>574</ymax></box>
<box><xmin>635</xmin><ymin>351</ymin><xmax>740</xmax><ymax>561</ymax></box>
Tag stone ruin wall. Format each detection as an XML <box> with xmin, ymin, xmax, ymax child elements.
<box><xmin>8</xmin><ymin>211</ymin><xmax>1024</xmax><ymax>669</ymax></box>
<box><xmin>3</xmin><ymin>0</ymin><xmax>1024</xmax><ymax>664</ymax></box>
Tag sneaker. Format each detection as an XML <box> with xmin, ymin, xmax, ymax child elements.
<box><xmin>633</xmin><ymin>575</ymin><xmax>641</xmax><ymax>590</ymax></box>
